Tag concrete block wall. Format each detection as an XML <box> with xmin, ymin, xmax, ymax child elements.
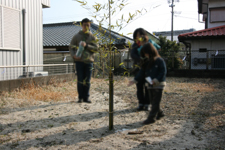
<box><xmin>0</xmin><ymin>73</ymin><xmax>76</xmax><ymax>92</ymax></box>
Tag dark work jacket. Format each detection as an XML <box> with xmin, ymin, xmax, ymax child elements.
<box><xmin>134</xmin><ymin>57</ymin><xmax>167</xmax><ymax>85</ymax></box>
<box><xmin>130</xmin><ymin>43</ymin><xmax>141</xmax><ymax>65</ymax></box>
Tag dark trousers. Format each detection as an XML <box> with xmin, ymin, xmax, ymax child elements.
<box><xmin>147</xmin><ymin>89</ymin><xmax>163</xmax><ymax>119</ymax></box>
<box><xmin>136</xmin><ymin>79</ymin><xmax>150</xmax><ymax>105</ymax></box>
<box><xmin>75</xmin><ymin>61</ymin><xmax>93</xmax><ymax>100</ymax></box>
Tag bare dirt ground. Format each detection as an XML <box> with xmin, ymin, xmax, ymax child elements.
<box><xmin>0</xmin><ymin>77</ymin><xmax>224</xmax><ymax>150</ymax></box>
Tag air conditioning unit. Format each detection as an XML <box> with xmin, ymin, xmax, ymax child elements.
<box><xmin>29</xmin><ymin>71</ymin><xmax>48</xmax><ymax>77</ymax></box>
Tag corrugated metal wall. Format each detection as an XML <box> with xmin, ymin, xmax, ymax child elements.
<box><xmin>0</xmin><ymin>0</ymin><xmax>50</xmax><ymax>80</ymax></box>
<box><xmin>41</xmin><ymin>0</ymin><xmax>50</xmax><ymax>7</ymax></box>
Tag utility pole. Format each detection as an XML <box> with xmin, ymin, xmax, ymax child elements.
<box><xmin>168</xmin><ymin>0</ymin><xmax>180</xmax><ymax>41</ymax></box>
<box><xmin>169</xmin><ymin>0</ymin><xmax>174</xmax><ymax>41</ymax></box>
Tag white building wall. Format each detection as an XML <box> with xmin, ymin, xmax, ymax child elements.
<box><xmin>190</xmin><ymin>39</ymin><xmax>225</xmax><ymax>69</ymax></box>
<box><xmin>191</xmin><ymin>39</ymin><xmax>212</xmax><ymax>50</ymax></box>
<box><xmin>208</xmin><ymin>0</ymin><xmax>225</xmax><ymax>28</ymax></box>
<box><xmin>0</xmin><ymin>0</ymin><xmax>50</xmax><ymax>80</ymax></box>
<box><xmin>211</xmin><ymin>39</ymin><xmax>225</xmax><ymax>50</ymax></box>
<box><xmin>191</xmin><ymin>39</ymin><xmax>225</xmax><ymax>50</ymax></box>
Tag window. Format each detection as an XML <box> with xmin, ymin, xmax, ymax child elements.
<box><xmin>211</xmin><ymin>54</ymin><xmax>225</xmax><ymax>69</ymax></box>
<box><xmin>210</xmin><ymin>7</ymin><xmax>225</xmax><ymax>22</ymax></box>
<box><xmin>0</xmin><ymin>5</ymin><xmax>22</xmax><ymax>50</ymax></box>
<box><xmin>199</xmin><ymin>48</ymin><xmax>207</xmax><ymax>52</ymax></box>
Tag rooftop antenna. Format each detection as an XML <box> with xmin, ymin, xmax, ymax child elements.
<box><xmin>168</xmin><ymin>0</ymin><xmax>179</xmax><ymax>41</ymax></box>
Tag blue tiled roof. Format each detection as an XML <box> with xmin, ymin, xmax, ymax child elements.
<box><xmin>43</xmin><ymin>22</ymin><xmax>133</xmax><ymax>47</ymax></box>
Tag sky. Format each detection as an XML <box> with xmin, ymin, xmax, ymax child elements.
<box><xmin>43</xmin><ymin>0</ymin><xmax>205</xmax><ymax>38</ymax></box>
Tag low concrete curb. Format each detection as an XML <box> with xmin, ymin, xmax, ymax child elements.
<box><xmin>0</xmin><ymin>73</ymin><xmax>76</xmax><ymax>92</ymax></box>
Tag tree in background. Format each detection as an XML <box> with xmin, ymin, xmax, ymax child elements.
<box><xmin>158</xmin><ymin>35</ymin><xmax>184</xmax><ymax>69</ymax></box>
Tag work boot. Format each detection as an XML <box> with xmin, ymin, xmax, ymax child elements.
<box><xmin>77</xmin><ymin>99</ymin><xmax>82</xmax><ymax>103</ymax></box>
<box><xmin>143</xmin><ymin>118</ymin><xmax>155</xmax><ymax>125</ymax></box>
<box><xmin>136</xmin><ymin>104</ymin><xmax>144</xmax><ymax>111</ymax></box>
<box><xmin>83</xmin><ymin>98</ymin><xmax>92</xmax><ymax>103</ymax></box>
<box><xmin>144</xmin><ymin>105</ymin><xmax>150</xmax><ymax>111</ymax></box>
<box><xmin>156</xmin><ymin>111</ymin><xmax>165</xmax><ymax>120</ymax></box>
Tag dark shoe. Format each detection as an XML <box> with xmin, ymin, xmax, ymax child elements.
<box><xmin>144</xmin><ymin>105</ymin><xmax>150</xmax><ymax>111</ymax></box>
<box><xmin>137</xmin><ymin>105</ymin><xmax>144</xmax><ymax>111</ymax></box>
<box><xmin>143</xmin><ymin>118</ymin><xmax>155</xmax><ymax>125</ymax></box>
<box><xmin>83</xmin><ymin>99</ymin><xmax>92</xmax><ymax>103</ymax></box>
<box><xmin>156</xmin><ymin>111</ymin><xmax>165</xmax><ymax>120</ymax></box>
<box><xmin>77</xmin><ymin>99</ymin><xmax>83</xmax><ymax>103</ymax></box>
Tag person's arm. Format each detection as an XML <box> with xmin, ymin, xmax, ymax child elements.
<box><xmin>69</xmin><ymin>35</ymin><xmax>78</xmax><ymax>59</ymax></box>
<box><xmin>153</xmin><ymin>42</ymin><xmax>161</xmax><ymax>51</ymax></box>
<box><xmin>131</xmin><ymin>43</ymin><xmax>141</xmax><ymax>63</ymax></box>
<box><xmin>152</xmin><ymin>58</ymin><xmax>167</xmax><ymax>85</ymax></box>
<box><xmin>134</xmin><ymin>68</ymin><xmax>145</xmax><ymax>83</ymax></box>
<box><xmin>149</xmin><ymin>39</ymin><xmax>161</xmax><ymax>51</ymax></box>
<box><xmin>85</xmin><ymin>36</ymin><xmax>99</xmax><ymax>53</ymax></box>
<box><xmin>128</xmin><ymin>68</ymin><xmax>145</xmax><ymax>86</ymax></box>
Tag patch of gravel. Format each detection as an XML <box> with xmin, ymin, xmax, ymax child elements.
<box><xmin>0</xmin><ymin>77</ymin><xmax>224</xmax><ymax>150</ymax></box>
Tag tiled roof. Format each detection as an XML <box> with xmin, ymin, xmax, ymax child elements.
<box><xmin>178</xmin><ymin>25</ymin><xmax>225</xmax><ymax>41</ymax></box>
<box><xmin>43</xmin><ymin>22</ymin><xmax>133</xmax><ymax>47</ymax></box>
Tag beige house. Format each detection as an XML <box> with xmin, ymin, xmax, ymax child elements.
<box><xmin>199</xmin><ymin>0</ymin><xmax>225</xmax><ymax>29</ymax></box>
<box><xmin>178</xmin><ymin>0</ymin><xmax>225</xmax><ymax>70</ymax></box>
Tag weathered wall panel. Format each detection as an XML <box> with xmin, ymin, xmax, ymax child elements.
<box><xmin>0</xmin><ymin>0</ymin><xmax>50</xmax><ymax>80</ymax></box>
<box><xmin>208</xmin><ymin>0</ymin><xmax>225</xmax><ymax>28</ymax></box>
<box><xmin>190</xmin><ymin>39</ymin><xmax>225</xmax><ymax>70</ymax></box>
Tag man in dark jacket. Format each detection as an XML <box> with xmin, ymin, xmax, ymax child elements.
<box><xmin>69</xmin><ymin>18</ymin><xmax>99</xmax><ymax>103</ymax></box>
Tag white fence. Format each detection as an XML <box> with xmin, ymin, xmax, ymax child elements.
<box><xmin>191</xmin><ymin>50</ymin><xmax>225</xmax><ymax>70</ymax></box>
<box><xmin>1</xmin><ymin>50</ymin><xmax>135</xmax><ymax>81</ymax></box>
<box><xmin>0</xmin><ymin>64</ymin><xmax>74</xmax><ymax>81</ymax></box>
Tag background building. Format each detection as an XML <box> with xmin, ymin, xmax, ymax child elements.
<box><xmin>178</xmin><ymin>0</ymin><xmax>225</xmax><ymax>70</ymax></box>
<box><xmin>153</xmin><ymin>28</ymin><xmax>196</xmax><ymax>43</ymax></box>
<box><xmin>43</xmin><ymin>21</ymin><xmax>134</xmax><ymax>72</ymax></box>
<box><xmin>0</xmin><ymin>0</ymin><xmax>50</xmax><ymax>80</ymax></box>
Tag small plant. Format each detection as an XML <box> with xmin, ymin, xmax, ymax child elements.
<box><xmin>0</xmin><ymin>95</ymin><xmax>7</xmax><ymax>108</ymax></box>
<box><xmin>47</xmin><ymin>124</ymin><xmax>54</xmax><ymax>128</ymax></box>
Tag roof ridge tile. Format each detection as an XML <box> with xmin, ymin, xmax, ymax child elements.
<box><xmin>178</xmin><ymin>25</ymin><xmax>225</xmax><ymax>40</ymax></box>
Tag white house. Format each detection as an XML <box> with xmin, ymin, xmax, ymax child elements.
<box><xmin>178</xmin><ymin>0</ymin><xmax>225</xmax><ymax>70</ymax></box>
<box><xmin>0</xmin><ymin>0</ymin><xmax>50</xmax><ymax>80</ymax></box>
<box><xmin>199</xmin><ymin>0</ymin><xmax>225</xmax><ymax>29</ymax></box>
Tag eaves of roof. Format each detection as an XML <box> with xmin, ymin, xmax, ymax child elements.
<box><xmin>43</xmin><ymin>22</ymin><xmax>133</xmax><ymax>47</ymax></box>
<box><xmin>146</xmin><ymin>31</ymin><xmax>159</xmax><ymax>40</ymax></box>
<box><xmin>178</xmin><ymin>25</ymin><xmax>225</xmax><ymax>42</ymax></box>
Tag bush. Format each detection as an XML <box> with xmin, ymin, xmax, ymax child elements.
<box><xmin>158</xmin><ymin>36</ymin><xmax>183</xmax><ymax>69</ymax></box>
